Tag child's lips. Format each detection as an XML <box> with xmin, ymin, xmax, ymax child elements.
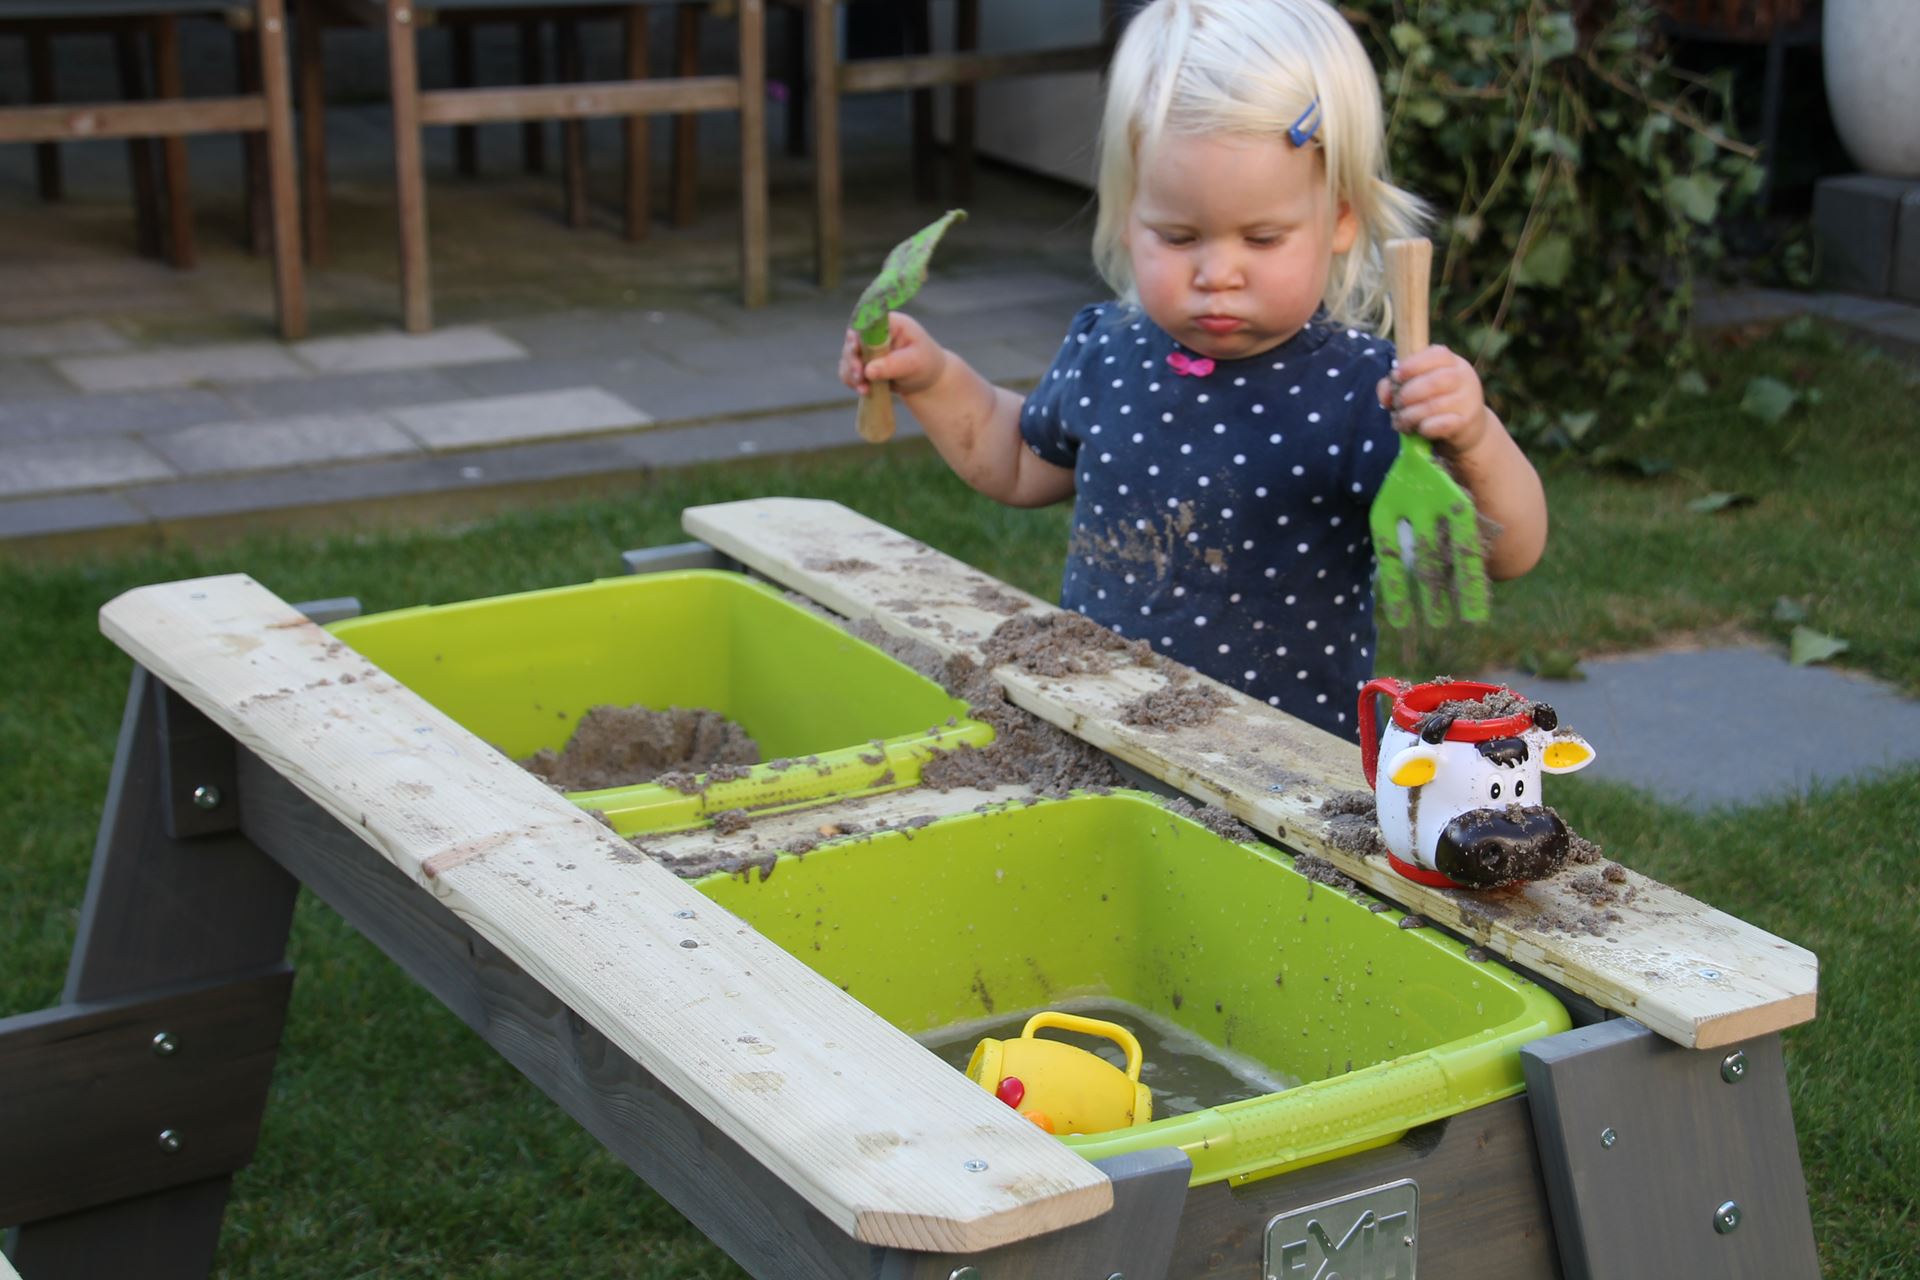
<box><xmin>1195</xmin><ymin>315</ymin><xmax>1245</xmax><ymax>335</ymax></box>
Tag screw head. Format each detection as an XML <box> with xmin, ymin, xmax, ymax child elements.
<box><xmin>157</xmin><ymin>1128</ymin><xmax>183</xmax><ymax>1154</ymax></box>
<box><xmin>1600</xmin><ymin>1127</ymin><xmax>1618</xmax><ymax>1148</ymax></box>
<box><xmin>673</xmin><ymin>909</ymin><xmax>696</xmax><ymax>919</ymax></box>
<box><xmin>1714</xmin><ymin>1201</ymin><xmax>1742</xmax><ymax>1234</ymax></box>
<box><xmin>192</xmin><ymin>784</ymin><xmax>222</xmax><ymax>810</ymax></box>
<box><xmin>1721</xmin><ymin>1049</ymin><xmax>1748</xmax><ymax>1083</ymax></box>
<box><xmin>963</xmin><ymin>1159</ymin><xmax>988</xmax><ymax>1173</ymax></box>
<box><xmin>152</xmin><ymin>1031</ymin><xmax>178</xmax><ymax>1057</ymax></box>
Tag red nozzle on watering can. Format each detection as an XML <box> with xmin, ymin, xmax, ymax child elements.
<box><xmin>964</xmin><ymin>1011</ymin><xmax>1152</xmax><ymax>1136</ymax></box>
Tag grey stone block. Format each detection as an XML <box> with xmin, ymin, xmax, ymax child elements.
<box><xmin>0</xmin><ymin>319</ymin><xmax>129</xmax><ymax>359</ymax></box>
<box><xmin>445</xmin><ymin>350</ymin><xmax>683</xmax><ymax>400</ymax></box>
<box><xmin>1480</xmin><ymin>645</ymin><xmax>1920</xmax><ymax>811</ymax></box>
<box><xmin>1899</xmin><ymin>190</ymin><xmax>1920</xmax><ymax>305</ymax></box>
<box><xmin>391</xmin><ymin>387</ymin><xmax>649</xmax><ymax>450</ymax></box>
<box><xmin>0</xmin><ymin>388</ymin><xmax>240</xmax><ymax>445</ymax></box>
<box><xmin>1813</xmin><ymin>174</ymin><xmax>1914</xmax><ymax>296</ymax></box>
<box><xmin>292</xmin><ymin>326</ymin><xmax>527</xmax><ymax>375</ymax></box>
<box><xmin>0</xmin><ymin>437</ymin><xmax>175</xmax><ymax>498</ymax></box>
<box><xmin>55</xmin><ymin>342</ymin><xmax>309</xmax><ymax>394</ymax></box>
<box><xmin>0</xmin><ymin>490</ymin><xmax>147</xmax><ymax>540</ymax></box>
<box><xmin>0</xmin><ymin>358</ymin><xmax>81</xmax><ymax>402</ymax></box>
<box><xmin>145</xmin><ymin>412</ymin><xmax>422</xmax><ymax>476</ymax></box>
<box><xmin>221</xmin><ymin>367</ymin><xmax>469</xmax><ymax>418</ymax></box>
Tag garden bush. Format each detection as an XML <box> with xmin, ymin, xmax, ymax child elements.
<box><xmin>1349</xmin><ymin>0</ymin><xmax>1762</xmax><ymax>450</ymax></box>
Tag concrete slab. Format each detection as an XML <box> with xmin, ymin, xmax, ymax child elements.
<box><xmin>0</xmin><ymin>437</ymin><xmax>174</xmax><ymax>498</ymax></box>
<box><xmin>913</xmin><ymin>270</ymin><xmax>1098</xmax><ymax>317</ymax></box>
<box><xmin>444</xmin><ymin>349</ymin><xmax>685</xmax><ymax>400</ymax></box>
<box><xmin>55</xmin><ymin>343</ymin><xmax>308</xmax><ymax>394</ymax></box>
<box><xmin>0</xmin><ymin>358</ymin><xmax>82</xmax><ymax>402</ymax></box>
<box><xmin>291</xmin><ymin>326</ymin><xmax>528</xmax><ymax>375</ymax></box>
<box><xmin>0</xmin><ymin>490</ymin><xmax>148</xmax><ymax>540</ymax></box>
<box><xmin>0</xmin><ymin>387</ymin><xmax>241</xmax><ymax>445</ymax></box>
<box><xmin>145</xmin><ymin>413</ymin><xmax>423</xmax><ymax>476</ymax></box>
<box><xmin>1480</xmin><ymin>646</ymin><xmax>1920</xmax><ymax>811</ymax></box>
<box><xmin>0</xmin><ymin>319</ymin><xmax>129</xmax><ymax>359</ymax></box>
<box><xmin>390</xmin><ymin>387</ymin><xmax>650</xmax><ymax>451</ymax></box>
<box><xmin>218</xmin><ymin>367</ymin><xmax>470</xmax><ymax>418</ymax></box>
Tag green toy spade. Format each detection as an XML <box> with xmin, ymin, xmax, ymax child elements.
<box><xmin>1369</xmin><ymin>237</ymin><xmax>1491</xmax><ymax>627</ymax></box>
<box><xmin>849</xmin><ymin>209</ymin><xmax>966</xmax><ymax>443</ymax></box>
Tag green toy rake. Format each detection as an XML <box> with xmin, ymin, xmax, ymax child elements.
<box><xmin>1369</xmin><ymin>237</ymin><xmax>1490</xmax><ymax>627</ymax></box>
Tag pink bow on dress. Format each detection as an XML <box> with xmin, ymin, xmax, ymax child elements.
<box><xmin>1167</xmin><ymin>351</ymin><xmax>1215</xmax><ymax>378</ymax></box>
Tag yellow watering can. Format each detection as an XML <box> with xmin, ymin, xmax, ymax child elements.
<box><xmin>965</xmin><ymin>1011</ymin><xmax>1152</xmax><ymax>1136</ymax></box>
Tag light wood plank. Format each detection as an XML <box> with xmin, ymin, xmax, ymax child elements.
<box><xmin>0</xmin><ymin>96</ymin><xmax>267</xmax><ymax>145</ymax></box>
<box><xmin>682</xmin><ymin>498</ymin><xmax>1820</xmax><ymax>1051</ymax></box>
<box><xmin>417</xmin><ymin>76</ymin><xmax>742</xmax><ymax>126</ymax></box>
<box><xmin>98</xmin><ymin>575</ymin><xmax>1111</xmax><ymax>1253</ymax></box>
<box><xmin>837</xmin><ymin>45</ymin><xmax>1108</xmax><ymax>94</ymax></box>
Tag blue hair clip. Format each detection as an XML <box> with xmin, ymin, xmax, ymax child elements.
<box><xmin>1287</xmin><ymin>96</ymin><xmax>1322</xmax><ymax>148</ymax></box>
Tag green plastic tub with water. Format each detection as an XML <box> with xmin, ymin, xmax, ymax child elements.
<box><xmin>697</xmin><ymin>791</ymin><xmax>1570</xmax><ymax>1187</ymax></box>
<box><xmin>325</xmin><ymin>571</ymin><xmax>990</xmax><ymax>832</ymax></box>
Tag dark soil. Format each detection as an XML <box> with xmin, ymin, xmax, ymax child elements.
<box><xmin>978</xmin><ymin>611</ymin><xmax>1158</xmax><ymax>679</ymax></box>
<box><xmin>1120</xmin><ymin>682</ymin><xmax>1231</xmax><ymax>730</ymax></box>
<box><xmin>1161</xmin><ymin>796</ymin><xmax>1256</xmax><ymax>843</ymax></box>
<box><xmin>1429</xmin><ymin>683</ymin><xmax>1532</xmax><ymax>720</ymax></box>
<box><xmin>1320</xmin><ymin>790</ymin><xmax>1390</xmax><ymax>861</ymax></box>
<box><xmin>520</xmin><ymin>706</ymin><xmax>759</xmax><ymax>791</ymax></box>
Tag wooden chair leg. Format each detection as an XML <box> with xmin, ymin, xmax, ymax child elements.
<box><xmin>235</xmin><ymin>29</ymin><xmax>270</xmax><ymax>256</ymax></box>
<box><xmin>152</xmin><ymin>16</ymin><xmax>196</xmax><ymax>269</ymax></box>
<box><xmin>808</xmin><ymin>0</ymin><xmax>839</xmax><ymax>290</ymax></box>
<box><xmin>558</xmin><ymin>20</ymin><xmax>588</xmax><ymax>230</ymax></box>
<box><xmin>669</xmin><ymin>2</ymin><xmax>699</xmax><ymax>228</ymax></box>
<box><xmin>519</xmin><ymin>20</ymin><xmax>546</xmax><ymax>173</ymax></box>
<box><xmin>783</xmin><ymin>1</ymin><xmax>806</xmax><ymax>159</ymax></box>
<box><xmin>27</xmin><ymin>30</ymin><xmax>63</xmax><ymax>202</ymax></box>
<box><xmin>624</xmin><ymin>5</ymin><xmax>650</xmax><ymax>241</ymax></box>
<box><xmin>451</xmin><ymin>20</ymin><xmax>478</xmax><ymax>176</ymax></box>
<box><xmin>906</xmin><ymin>1</ymin><xmax>935</xmax><ymax>201</ymax></box>
<box><xmin>738</xmin><ymin>0</ymin><xmax>768</xmax><ymax>307</ymax></box>
<box><xmin>296</xmin><ymin>0</ymin><xmax>329</xmax><ymax>265</ymax></box>
<box><xmin>256</xmin><ymin>0</ymin><xmax>307</xmax><ymax>339</ymax></box>
<box><xmin>114</xmin><ymin>29</ymin><xmax>164</xmax><ymax>260</ymax></box>
<box><xmin>951</xmin><ymin>0</ymin><xmax>977</xmax><ymax>205</ymax></box>
<box><xmin>388</xmin><ymin>0</ymin><xmax>431</xmax><ymax>332</ymax></box>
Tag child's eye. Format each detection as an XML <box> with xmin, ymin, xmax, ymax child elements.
<box><xmin>1246</xmin><ymin>234</ymin><xmax>1283</xmax><ymax>248</ymax></box>
<box><xmin>1157</xmin><ymin>231</ymin><xmax>1195</xmax><ymax>247</ymax></box>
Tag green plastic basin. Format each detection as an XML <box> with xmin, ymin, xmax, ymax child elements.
<box><xmin>697</xmin><ymin>791</ymin><xmax>1570</xmax><ymax>1187</ymax></box>
<box><xmin>326</xmin><ymin>571</ymin><xmax>991</xmax><ymax>831</ymax></box>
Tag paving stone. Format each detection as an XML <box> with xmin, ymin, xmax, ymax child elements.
<box><xmin>0</xmin><ymin>387</ymin><xmax>241</xmax><ymax>444</ymax></box>
<box><xmin>390</xmin><ymin>387</ymin><xmax>649</xmax><ymax>451</ymax></box>
<box><xmin>0</xmin><ymin>437</ymin><xmax>175</xmax><ymax>498</ymax></box>
<box><xmin>444</xmin><ymin>349</ymin><xmax>683</xmax><ymax>399</ymax></box>
<box><xmin>1480</xmin><ymin>646</ymin><xmax>1920</xmax><ymax>812</ymax></box>
<box><xmin>55</xmin><ymin>342</ymin><xmax>308</xmax><ymax>394</ymax></box>
<box><xmin>219</xmin><ymin>367</ymin><xmax>469</xmax><ymax>417</ymax></box>
<box><xmin>292</xmin><ymin>326</ymin><xmax>528</xmax><ymax>375</ymax></box>
<box><xmin>913</xmin><ymin>270</ymin><xmax>1097</xmax><ymax>317</ymax></box>
<box><xmin>0</xmin><ymin>358</ymin><xmax>81</xmax><ymax>402</ymax></box>
<box><xmin>499</xmin><ymin>307</ymin><xmax>733</xmax><ymax>359</ymax></box>
<box><xmin>146</xmin><ymin>412</ymin><xmax>422</xmax><ymax>476</ymax></box>
<box><xmin>0</xmin><ymin>490</ymin><xmax>148</xmax><ymax>540</ymax></box>
<box><xmin>610</xmin><ymin>360</ymin><xmax>847</xmax><ymax>423</ymax></box>
<box><xmin>0</xmin><ymin>319</ymin><xmax>129</xmax><ymax>359</ymax></box>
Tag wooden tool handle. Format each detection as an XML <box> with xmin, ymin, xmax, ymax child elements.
<box><xmin>1383</xmin><ymin>237</ymin><xmax>1432</xmax><ymax>358</ymax></box>
<box><xmin>855</xmin><ymin>341</ymin><xmax>896</xmax><ymax>444</ymax></box>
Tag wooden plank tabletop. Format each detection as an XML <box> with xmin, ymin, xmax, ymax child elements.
<box><xmin>99</xmin><ymin>575</ymin><xmax>1112</xmax><ymax>1253</ymax></box>
<box><xmin>684</xmin><ymin>497</ymin><xmax>1819</xmax><ymax>1051</ymax></box>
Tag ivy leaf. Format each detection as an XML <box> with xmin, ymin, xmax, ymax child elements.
<box><xmin>1771</xmin><ymin>596</ymin><xmax>1808</xmax><ymax>624</ymax></box>
<box><xmin>1408</xmin><ymin>96</ymin><xmax>1447</xmax><ymax>128</ymax></box>
<box><xmin>1535</xmin><ymin>12</ymin><xmax>1578</xmax><ymax>62</ymax></box>
<box><xmin>1558</xmin><ymin>409</ymin><xmax>1599</xmax><ymax>441</ymax></box>
<box><xmin>1788</xmin><ymin>625</ymin><xmax>1849</xmax><ymax>667</ymax></box>
<box><xmin>1675</xmin><ymin>369</ymin><xmax>1710</xmax><ymax>396</ymax></box>
<box><xmin>1686</xmin><ymin>491</ymin><xmax>1756</xmax><ymax>514</ymax></box>
<box><xmin>1665</xmin><ymin>172</ymin><xmax>1725</xmax><ymax>224</ymax></box>
<box><xmin>1390</xmin><ymin>22</ymin><xmax>1427</xmax><ymax>54</ymax></box>
<box><xmin>1517</xmin><ymin>232</ymin><xmax>1573</xmax><ymax>287</ymax></box>
<box><xmin>1740</xmin><ymin>376</ymin><xmax>1799</xmax><ymax>425</ymax></box>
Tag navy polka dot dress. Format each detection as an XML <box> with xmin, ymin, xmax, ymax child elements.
<box><xmin>1020</xmin><ymin>303</ymin><xmax>1401</xmax><ymax>741</ymax></box>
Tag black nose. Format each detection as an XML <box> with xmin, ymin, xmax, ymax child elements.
<box><xmin>1433</xmin><ymin>806</ymin><xmax>1570</xmax><ymax>888</ymax></box>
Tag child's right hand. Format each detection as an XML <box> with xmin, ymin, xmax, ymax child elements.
<box><xmin>839</xmin><ymin>313</ymin><xmax>948</xmax><ymax>398</ymax></box>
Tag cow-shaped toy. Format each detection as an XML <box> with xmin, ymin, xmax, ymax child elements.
<box><xmin>1358</xmin><ymin>677</ymin><xmax>1597</xmax><ymax>888</ymax></box>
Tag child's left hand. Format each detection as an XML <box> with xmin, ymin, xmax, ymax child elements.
<box><xmin>1376</xmin><ymin>346</ymin><xmax>1491</xmax><ymax>455</ymax></box>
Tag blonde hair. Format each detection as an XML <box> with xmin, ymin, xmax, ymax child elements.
<box><xmin>1094</xmin><ymin>0</ymin><xmax>1425</xmax><ymax>334</ymax></box>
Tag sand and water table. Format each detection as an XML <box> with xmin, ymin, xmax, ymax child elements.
<box><xmin>0</xmin><ymin>498</ymin><xmax>1820</xmax><ymax>1280</ymax></box>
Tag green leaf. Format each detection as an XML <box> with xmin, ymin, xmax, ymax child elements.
<box><xmin>1675</xmin><ymin>369</ymin><xmax>1710</xmax><ymax>396</ymax></box>
<box><xmin>1535</xmin><ymin>12</ymin><xmax>1578</xmax><ymax>62</ymax></box>
<box><xmin>1464</xmin><ymin>324</ymin><xmax>1511</xmax><ymax>363</ymax></box>
<box><xmin>1516</xmin><ymin>232</ymin><xmax>1573</xmax><ymax>288</ymax></box>
<box><xmin>851</xmin><ymin>209</ymin><xmax>967</xmax><ymax>344</ymax></box>
<box><xmin>1408</xmin><ymin>96</ymin><xmax>1447</xmax><ymax>128</ymax></box>
<box><xmin>1740</xmin><ymin>375</ymin><xmax>1799</xmax><ymax>425</ymax></box>
<box><xmin>1558</xmin><ymin>409</ymin><xmax>1599</xmax><ymax>442</ymax></box>
<box><xmin>1781</xmin><ymin>315</ymin><xmax>1817</xmax><ymax>342</ymax></box>
<box><xmin>1665</xmin><ymin>172</ymin><xmax>1725</xmax><ymax>224</ymax></box>
<box><xmin>1390</xmin><ymin>22</ymin><xmax>1427</xmax><ymax>54</ymax></box>
<box><xmin>1687</xmin><ymin>491</ymin><xmax>1756</xmax><ymax>514</ymax></box>
<box><xmin>1789</xmin><ymin>625</ymin><xmax>1849</xmax><ymax>667</ymax></box>
<box><xmin>1771</xmin><ymin>596</ymin><xmax>1809</xmax><ymax>624</ymax></box>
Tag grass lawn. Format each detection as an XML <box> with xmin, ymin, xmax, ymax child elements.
<box><xmin>2</xmin><ymin>323</ymin><xmax>1914</xmax><ymax>1276</ymax></box>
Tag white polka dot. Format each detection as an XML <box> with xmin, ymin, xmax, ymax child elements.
<box><xmin>1198</xmin><ymin>394</ymin><xmax>1209</xmax><ymax>403</ymax></box>
<box><xmin>1132</xmin><ymin>432</ymin><xmax>1144</xmax><ymax>443</ymax></box>
<box><xmin>1234</xmin><ymin>377</ymin><xmax>1247</xmax><ymax>386</ymax></box>
<box><xmin>1269</xmin><ymin>434</ymin><xmax>1281</xmax><ymax>444</ymax></box>
<box><xmin>1080</xmin><ymin>397</ymin><xmax>1091</xmax><ymax>406</ymax></box>
<box><xmin>1253</xmin><ymin>619</ymin><xmax>1265</xmax><ymax>630</ymax></box>
<box><xmin>1328</xmin><ymin>444</ymin><xmax>1341</xmax><ymax>455</ymax></box>
<box><xmin>1272</xmin><ymin>361</ymin><xmax>1286</xmax><ymax>370</ymax></box>
<box><xmin>1121</xmin><ymin>405</ymin><xmax>1132</xmax><ymax>414</ymax></box>
<box><xmin>1269</xmin><ymin>696</ymin><xmax>1281</xmax><ymax>706</ymax></box>
<box><xmin>1308</xmin><ymin>412</ymin><xmax>1321</xmax><ymax>423</ymax></box>
<box><xmin>1187</xmin><ymin>532</ymin><xmax>1200</xmax><ymax>542</ymax></box>
<box><xmin>1306</xmin><ymin>620</ymin><xmax>1319</xmax><ymax>630</ymax></box>
<box><xmin>1255</xmin><ymin>486</ymin><xmax>1268</xmax><ymax>497</ymax></box>
<box><xmin>1149</xmin><ymin>382</ymin><xmax>1161</xmax><ymax>391</ymax></box>
<box><xmin>1290</xmin><ymin>385</ymin><xmax>1301</xmax><ymax>395</ymax></box>
<box><xmin>1173</xmin><ymin>586</ymin><xmax>1186</xmax><ymax>597</ymax></box>
<box><xmin>1292</xmin><ymin>465</ymin><xmax>1306</xmax><ymax>476</ymax></box>
<box><xmin>1136</xmin><ymin>519</ymin><xmax>1148</xmax><ymax>530</ymax></box>
<box><xmin>1167</xmin><ymin>498</ymin><xmax>1180</xmax><ymax>509</ymax></box>
<box><xmin>1253</xmin><ymin>404</ymin><xmax>1266</xmax><ymax>415</ymax></box>
<box><xmin>1232</xmin><ymin>454</ymin><xmax>1246</xmax><ymax>465</ymax></box>
<box><xmin>1278</xmin><ymin>516</ymin><xmax>1290</xmax><ymax>526</ymax></box>
<box><xmin>1328</xmin><ymin>368</ymin><xmax>1341</xmax><ymax>377</ymax></box>
<box><xmin>1263</xmin><ymin>567</ymin><xmax>1277</xmax><ymax>578</ymax></box>
<box><xmin>1338</xmin><ymin>712</ymin><xmax>1348</xmax><ymax>723</ymax></box>
<box><xmin>1148</xmin><ymin>464</ymin><xmax>1160</xmax><ymax>476</ymax></box>
<box><xmin>1275</xmin><ymin>646</ymin><xmax>1289</xmax><ymax>657</ymax></box>
<box><xmin>1162</xmin><ymin>636</ymin><xmax>1173</xmax><ymax>646</ymax></box>
<box><xmin>1213</xmin><ymin>423</ymin><xmax>1226</xmax><ymax>434</ymax></box>
<box><xmin>1094</xmin><ymin>504</ymin><xmax>1104</xmax><ymax>514</ymax></box>
<box><xmin>1097</xmin><ymin>589</ymin><xmax>1107</xmax><ymax>599</ymax></box>
<box><xmin>1242</xmin><ymin>539</ymin><xmax>1254</xmax><ymax>549</ymax></box>
<box><xmin>1316</xmin><ymin>693</ymin><xmax>1328</xmax><ymax>703</ymax></box>
<box><xmin>1101</xmin><ymin>452</ymin><xmax>1112</xmax><ymax>463</ymax></box>
<box><xmin>1285</xmin><ymin>595</ymin><xmax>1297</xmax><ymax>605</ymax></box>
<box><xmin>1113</xmin><ymin>379</ymin><xmax>1123</xmax><ymax>387</ymax></box>
<box><xmin>1245</xmin><ymin>670</ymin><xmax>1257</xmax><ymax>681</ymax></box>
<box><xmin>1195</xmin><ymin>616</ymin><xmax>1208</xmax><ymax>626</ymax></box>
<box><xmin>1221</xmin><ymin>507</ymin><xmax>1234</xmax><ymax>518</ymax></box>
<box><xmin>1334</xmin><ymin>594</ymin><xmax>1346</xmax><ymax>605</ymax></box>
<box><xmin>1090</xmin><ymin>424</ymin><xmax>1102</xmax><ymax>434</ymax></box>
<box><xmin>1181</xmin><ymin>443</ymin><xmax>1193</xmax><ymax>454</ymax></box>
<box><xmin>1117</xmin><ymin>485</ymin><xmax>1129</xmax><ymax>495</ymax></box>
<box><xmin>1324</xmin><ymin>644</ymin><xmax>1336</xmax><ymax>655</ymax></box>
<box><xmin>1163</xmin><ymin>412</ymin><xmax>1174</xmax><ymax>423</ymax></box>
<box><xmin>1114</xmin><ymin>623</ymin><xmax>1125</xmax><ymax>634</ymax></box>
<box><xmin>1361</xmin><ymin>647</ymin><xmax>1371</xmax><ymax>658</ymax></box>
<box><xmin>1297</xmin><ymin>670</ymin><xmax>1309</xmax><ymax>680</ymax></box>
<box><xmin>1198</xmin><ymin>476</ymin><xmax>1211</xmax><ymax>487</ymax></box>
<box><xmin>1331</xmin><ymin>517</ymin><xmax>1343</xmax><ymax>528</ymax></box>
<box><xmin>1140</xmin><ymin>605</ymin><xmax>1151</xmax><ymax>615</ymax></box>
<box><xmin>1218</xmin><ymin>643</ymin><xmax>1230</xmax><ymax>654</ymax></box>
<box><xmin>1362</xmin><ymin>439</ymin><xmax>1374</xmax><ymax>452</ymax></box>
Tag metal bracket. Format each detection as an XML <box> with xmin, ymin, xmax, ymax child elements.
<box><xmin>1521</xmin><ymin>1019</ymin><xmax>1819</xmax><ymax>1279</ymax></box>
<box><xmin>621</xmin><ymin>541</ymin><xmax>741</xmax><ymax>576</ymax></box>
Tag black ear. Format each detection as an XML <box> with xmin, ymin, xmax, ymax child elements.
<box><xmin>1416</xmin><ymin>711</ymin><xmax>1457</xmax><ymax>744</ymax></box>
<box><xmin>1531</xmin><ymin>703</ymin><xmax>1559</xmax><ymax>732</ymax></box>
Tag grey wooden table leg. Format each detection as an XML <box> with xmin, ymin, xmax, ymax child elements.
<box><xmin>6</xmin><ymin>668</ymin><xmax>301</xmax><ymax>1280</ymax></box>
<box><xmin>1522</xmin><ymin>1019</ymin><xmax>1820</xmax><ymax>1280</ymax></box>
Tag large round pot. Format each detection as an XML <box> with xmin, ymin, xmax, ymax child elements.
<box><xmin>1824</xmin><ymin>0</ymin><xmax>1920</xmax><ymax>177</ymax></box>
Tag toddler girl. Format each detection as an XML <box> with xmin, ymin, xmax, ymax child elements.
<box><xmin>838</xmin><ymin>0</ymin><xmax>1547</xmax><ymax>741</ymax></box>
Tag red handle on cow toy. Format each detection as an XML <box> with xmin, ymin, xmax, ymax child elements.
<box><xmin>1357</xmin><ymin>676</ymin><xmax>1410</xmax><ymax>790</ymax></box>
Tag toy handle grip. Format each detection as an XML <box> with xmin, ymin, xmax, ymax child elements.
<box><xmin>856</xmin><ymin>341</ymin><xmax>897</xmax><ymax>443</ymax></box>
<box><xmin>1021</xmin><ymin>1012</ymin><xmax>1144</xmax><ymax>1081</ymax></box>
<box><xmin>1357</xmin><ymin>676</ymin><xmax>1410</xmax><ymax>790</ymax></box>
